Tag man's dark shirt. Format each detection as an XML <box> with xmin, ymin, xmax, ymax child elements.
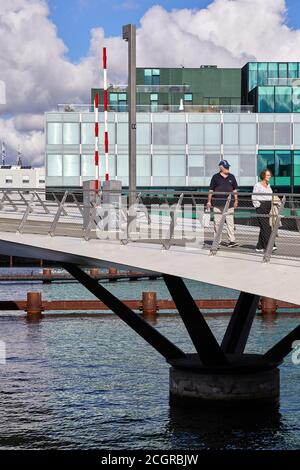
<box><xmin>209</xmin><ymin>172</ymin><xmax>238</xmax><ymax>207</ymax></box>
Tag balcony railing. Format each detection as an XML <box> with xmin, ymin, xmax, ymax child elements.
<box><xmin>57</xmin><ymin>104</ymin><xmax>254</xmax><ymax>113</ymax></box>
<box><xmin>266</xmin><ymin>78</ymin><xmax>300</xmax><ymax>86</ymax></box>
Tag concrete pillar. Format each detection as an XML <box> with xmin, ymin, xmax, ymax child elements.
<box><xmin>170</xmin><ymin>367</ymin><xmax>279</xmax><ymax>409</ymax></box>
<box><xmin>142</xmin><ymin>292</ymin><xmax>157</xmax><ymax>317</ymax></box>
<box><xmin>169</xmin><ymin>354</ymin><xmax>280</xmax><ymax>409</ymax></box>
<box><xmin>26</xmin><ymin>292</ymin><xmax>43</xmax><ymax>318</ymax></box>
<box><xmin>42</xmin><ymin>268</ymin><xmax>52</xmax><ymax>284</ymax></box>
<box><xmin>261</xmin><ymin>297</ymin><xmax>278</xmax><ymax>315</ymax></box>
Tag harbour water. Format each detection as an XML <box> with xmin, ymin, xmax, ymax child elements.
<box><xmin>0</xmin><ymin>270</ymin><xmax>299</xmax><ymax>450</ymax></box>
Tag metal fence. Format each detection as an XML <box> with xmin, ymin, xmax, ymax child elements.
<box><xmin>0</xmin><ymin>188</ymin><xmax>300</xmax><ymax>262</ymax></box>
<box><xmin>57</xmin><ymin>104</ymin><xmax>254</xmax><ymax>113</ymax></box>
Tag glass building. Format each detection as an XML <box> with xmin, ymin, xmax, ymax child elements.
<box><xmin>46</xmin><ymin>62</ymin><xmax>300</xmax><ymax>193</ymax></box>
<box><xmin>242</xmin><ymin>62</ymin><xmax>300</xmax><ymax>113</ymax></box>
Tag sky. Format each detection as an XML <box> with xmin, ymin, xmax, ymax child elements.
<box><xmin>48</xmin><ymin>0</ymin><xmax>300</xmax><ymax>62</ymax></box>
<box><xmin>1</xmin><ymin>0</ymin><xmax>300</xmax><ymax>166</ymax></box>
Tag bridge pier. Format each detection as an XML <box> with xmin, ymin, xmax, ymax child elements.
<box><xmin>169</xmin><ymin>354</ymin><xmax>280</xmax><ymax>409</ymax></box>
<box><xmin>61</xmin><ymin>263</ymin><xmax>300</xmax><ymax>411</ymax></box>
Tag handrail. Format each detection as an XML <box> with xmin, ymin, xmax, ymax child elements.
<box><xmin>0</xmin><ymin>188</ymin><xmax>300</xmax><ymax>263</ymax></box>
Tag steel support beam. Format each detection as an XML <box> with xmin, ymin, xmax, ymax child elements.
<box><xmin>221</xmin><ymin>292</ymin><xmax>260</xmax><ymax>354</ymax></box>
<box><xmin>62</xmin><ymin>263</ymin><xmax>185</xmax><ymax>361</ymax></box>
<box><xmin>163</xmin><ymin>274</ymin><xmax>228</xmax><ymax>365</ymax></box>
<box><xmin>264</xmin><ymin>325</ymin><xmax>300</xmax><ymax>362</ymax></box>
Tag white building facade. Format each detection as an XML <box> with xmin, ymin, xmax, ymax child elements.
<box><xmin>0</xmin><ymin>166</ymin><xmax>45</xmax><ymax>189</ymax></box>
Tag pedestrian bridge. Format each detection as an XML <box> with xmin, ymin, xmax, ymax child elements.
<box><xmin>0</xmin><ymin>188</ymin><xmax>299</xmax><ymax>305</ymax></box>
<box><xmin>1</xmin><ymin>187</ymin><xmax>299</xmax><ymax>409</ymax></box>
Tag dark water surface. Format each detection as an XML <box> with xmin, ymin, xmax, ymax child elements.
<box><xmin>0</xmin><ymin>272</ymin><xmax>299</xmax><ymax>449</ymax></box>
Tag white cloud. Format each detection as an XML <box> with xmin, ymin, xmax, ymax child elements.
<box><xmin>0</xmin><ymin>0</ymin><xmax>300</xmax><ymax>166</ymax></box>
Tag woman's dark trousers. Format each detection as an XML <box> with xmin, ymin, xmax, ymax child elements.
<box><xmin>256</xmin><ymin>201</ymin><xmax>272</xmax><ymax>250</ymax></box>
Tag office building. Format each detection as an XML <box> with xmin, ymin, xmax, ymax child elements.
<box><xmin>46</xmin><ymin>62</ymin><xmax>300</xmax><ymax>193</ymax></box>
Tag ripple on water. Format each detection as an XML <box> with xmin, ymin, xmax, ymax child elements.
<box><xmin>0</xmin><ymin>278</ymin><xmax>299</xmax><ymax>449</ymax></box>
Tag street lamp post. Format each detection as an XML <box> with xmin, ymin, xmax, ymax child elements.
<box><xmin>122</xmin><ymin>24</ymin><xmax>137</xmax><ymax>208</ymax></box>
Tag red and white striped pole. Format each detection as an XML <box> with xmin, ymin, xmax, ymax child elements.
<box><xmin>94</xmin><ymin>91</ymin><xmax>99</xmax><ymax>190</ymax></box>
<box><xmin>103</xmin><ymin>47</ymin><xmax>109</xmax><ymax>181</ymax></box>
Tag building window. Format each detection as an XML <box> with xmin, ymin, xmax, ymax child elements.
<box><xmin>294</xmin><ymin>150</ymin><xmax>300</xmax><ymax>186</ymax></box>
<box><xmin>258</xmin><ymin>87</ymin><xmax>275</xmax><ymax>113</ymax></box>
<box><xmin>150</xmin><ymin>93</ymin><xmax>158</xmax><ymax>112</ymax></box>
<box><xmin>5</xmin><ymin>177</ymin><xmax>12</xmax><ymax>184</ymax></box>
<box><xmin>184</xmin><ymin>93</ymin><xmax>193</xmax><ymax>102</ymax></box>
<box><xmin>248</xmin><ymin>62</ymin><xmax>258</xmax><ymax>92</ymax></box>
<box><xmin>289</xmin><ymin>62</ymin><xmax>298</xmax><ymax>79</ymax></box>
<box><xmin>47</xmin><ymin>154</ymin><xmax>62</xmax><ymax>176</ymax></box>
<box><xmin>257</xmin><ymin>150</ymin><xmax>291</xmax><ymax>187</ymax></box>
<box><xmin>81</xmin><ymin>154</ymin><xmax>95</xmax><ymax>177</ymax></box>
<box><xmin>144</xmin><ymin>69</ymin><xmax>160</xmax><ymax>86</ymax></box>
<box><xmin>257</xmin><ymin>151</ymin><xmax>275</xmax><ymax>185</ymax></box>
<box><xmin>109</xmin><ymin>92</ymin><xmax>127</xmax><ymax>111</ymax></box>
<box><xmin>257</xmin><ymin>63</ymin><xmax>268</xmax><ymax>86</ymax></box>
<box><xmin>81</xmin><ymin>123</ymin><xmax>94</xmax><ymax>144</ymax></box>
<box><xmin>268</xmin><ymin>63</ymin><xmax>278</xmax><ymax>80</ymax></box>
<box><xmin>47</xmin><ymin>122</ymin><xmax>62</xmax><ymax>145</ymax></box>
<box><xmin>275</xmin><ymin>86</ymin><xmax>292</xmax><ymax>113</ymax></box>
<box><xmin>22</xmin><ymin>177</ymin><xmax>30</xmax><ymax>184</ymax></box>
<box><xmin>109</xmin><ymin>93</ymin><xmax>118</xmax><ymax>102</ymax></box>
<box><xmin>63</xmin><ymin>154</ymin><xmax>80</xmax><ymax>177</ymax></box>
<box><xmin>63</xmin><ymin>123</ymin><xmax>80</xmax><ymax>145</ymax></box>
<box><xmin>278</xmin><ymin>63</ymin><xmax>288</xmax><ymax>79</ymax></box>
<box><xmin>39</xmin><ymin>179</ymin><xmax>45</xmax><ymax>184</ymax></box>
<box><xmin>275</xmin><ymin>150</ymin><xmax>291</xmax><ymax>186</ymax></box>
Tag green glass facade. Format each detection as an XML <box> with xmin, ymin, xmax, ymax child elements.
<box><xmin>258</xmin><ymin>150</ymin><xmax>300</xmax><ymax>190</ymax></box>
<box><xmin>242</xmin><ymin>62</ymin><xmax>300</xmax><ymax>113</ymax></box>
<box><xmin>92</xmin><ymin>66</ymin><xmax>242</xmax><ymax>110</ymax></box>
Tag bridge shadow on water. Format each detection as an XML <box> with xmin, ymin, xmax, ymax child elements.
<box><xmin>167</xmin><ymin>405</ymin><xmax>285</xmax><ymax>450</ymax></box>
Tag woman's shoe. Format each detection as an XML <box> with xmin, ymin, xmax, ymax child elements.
<box><xmin>272</xmin><ymin>246</ymin><xmax>278</xmax><ymax>252</ymax></box>
<box><xmin>255</xmin><ymin>248</ymin><xmax>264</xmax><ymax>252</ymax></box>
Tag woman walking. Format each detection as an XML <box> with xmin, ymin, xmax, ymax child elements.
<box><xmin>252</xmin><ymin>169</ymin><xmax>278</xmax><ymax>253</ymax></box>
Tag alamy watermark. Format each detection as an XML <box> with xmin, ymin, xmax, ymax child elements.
<box><xmin>93</xmin><ymin>202</ymin><xmax>206</xmax><ymax>248</ymax></box>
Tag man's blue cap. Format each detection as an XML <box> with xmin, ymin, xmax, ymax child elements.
<box><xmin>219</xmin><ymin>159</ymin><xmax>231</xmax><ymax>169</ymax></box>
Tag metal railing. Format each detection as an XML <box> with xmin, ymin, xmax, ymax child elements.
<box><xmin>56</xmin><ymin>104</ymin><xmax>254</xmax><ymax>113</ymax></box>
<box><xmin>267</xmin><ymin>78</ymin><xmax>300</xmax><ymax>86</ymax></box>
<box><xmin>0</xmin><ymin>188</ymin><xmax>300</xmax><ymax>263</ymax></box>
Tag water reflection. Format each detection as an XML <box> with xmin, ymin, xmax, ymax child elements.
<box><xmin>168</xmin><ymin>405</ymin><xmax>284</xmax><ymax>450</ymax></box>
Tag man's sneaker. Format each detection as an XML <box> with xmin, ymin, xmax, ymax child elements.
<box><xmin>227</xmin><ymin>242</ymin><xmax>238</xmax><ymax>248</ymax></box>
<box><xmin>272</xmin><ymin>246</ymin><xmax>278</xmax><ymax>252</ymax></box>
<box><xmin>255</xmin><ymin>248</ymin><xmax>264</xmax><ymax>252</ymax></box>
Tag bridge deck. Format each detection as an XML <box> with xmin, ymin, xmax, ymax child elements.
<box><xmin>0</xmin><ymin>230</ymin><xmax>299</xmax><ymax>305</ymax></box>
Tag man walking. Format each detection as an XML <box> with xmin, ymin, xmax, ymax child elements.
<box><xmin>206</xmin><ymin>160</ymin><xmax>238</xmax><ymax>248</ymax></box>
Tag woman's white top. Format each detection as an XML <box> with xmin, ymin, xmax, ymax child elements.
<box><xmin>252</xmin><ymin>182</ymin><xmax>273</xmax><ymax>208</ymax></box>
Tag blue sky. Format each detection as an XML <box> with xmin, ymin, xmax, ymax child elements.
<box><xmin>49</xmin><ymin>0</ymin><xmax>300</xmax><ymax>61</ymax></box>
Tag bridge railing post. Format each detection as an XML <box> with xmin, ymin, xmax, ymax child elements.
<box><xmin>17</xmin><ymin>192</ymin><xmax>35</xmax><ymax>234</ymax></box>
<box><xmin>48</xmin><ymin>191</ymin><xmax>68</xmax><ymax>237</ymax></box>
<box><xmin>163</xmin><ymin>193</ymin><xmax>184</xmax><ymax>250</ymax></box>
<box><xmin>263</xmin><ymin>195</ymin><xmax>286</xmax><ymax>263</ymax></box>
<box><xmin>210</xmin><ymin>194</ymin><xmax>231</xmax><ymax>255</ymax></box>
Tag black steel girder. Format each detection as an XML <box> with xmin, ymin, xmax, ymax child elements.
<box><xmin>264</xmin><ymin>325</ymin><xmax>300</xmax><ymax>363</ymax></box>
<box><xmin>163</xmin><ymin>274</ymin><xmax>228</xmax><ymax>365</ymax></box>
<box><xmin>221</xmin><ymin>292</ymin><xmax>260</xmax><ymax>354</ymax></box>
<box><xmin>62</xmin><ymin>263</ymin><xmax>185</xmax><ymax>361</ymax></box>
